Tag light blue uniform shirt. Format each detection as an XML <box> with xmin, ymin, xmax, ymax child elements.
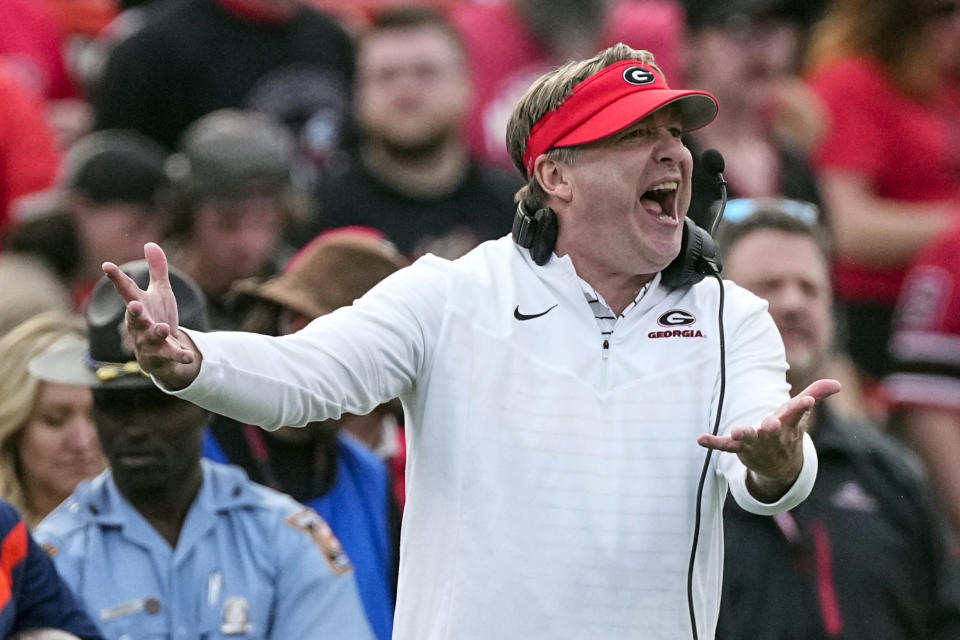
<box><xmin>203</xmin><ymin>431</ymin><xmax>395</xmax><ymax>640</ymax></box>
<box><xmin>35</xmin><ymin>460</ymin><xmax>375</xmax><ymax>640</ymax></box>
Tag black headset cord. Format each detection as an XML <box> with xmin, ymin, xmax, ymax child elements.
<box><xmin>686</xmin><ymin>272</ymin><xmax>726</xmax><ymax>640</ymax></box>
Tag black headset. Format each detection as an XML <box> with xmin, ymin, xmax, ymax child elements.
<box><xmin>510</xmin><ymin>148</ymin><xmax>725</xmax><ymax>287</ymax></box>
<box><xmin>511</xmin><ymin>149</ymin><xmax>729</xmax><ymax>640</ymax></box>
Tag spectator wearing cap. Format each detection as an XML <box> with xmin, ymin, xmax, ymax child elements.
<box><xmin>205</xmin><ymin>228</ymin><xmax>406</xmax><ymax>640</ymax></box>
<box><xmin>5</xmin><ymin>130</ymin><xmax>169</xmax><ymax>309</ymax></box>
<box><xmin>164</xmin><ymin>109</ymin><xmax>301</xmax><ymax>331</ymax></box>
<box><xmin>681</xmin><ymin>0</ymin><xmax>825</xmax><ymax>230</ymax></box>
<box><xmin>293</xmin><ymin>7</ymin><xmax>519</xmax><ymax>260</ymax></box>
<box><xmin>32</xmin><ymin>261</ymin><xmax>374</xmax><ymax>640</ymax></box>
<box><xmin>0</xmin><ymin>312</ymin><xmax>104</xmax><ymax>528</ymax></box>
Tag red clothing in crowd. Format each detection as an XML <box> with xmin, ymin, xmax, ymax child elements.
<box><xmin>887</xmin><ymin>222</ymin><xmax>960</xmax><ymax>409</ymax></box>
<box><xmin>808</xmin><ymin>56</ymin><xmax>960</xmax><ymax>306</ymax></box>
<box><xmin>0</xmin><ymin>62</ymin><xmax>62</xmax><ymax>235</ymax></box>
<box><xmin>0</xmin><ymin>0</ymin><xmax>77</xmax><ymax>99</ymax></box>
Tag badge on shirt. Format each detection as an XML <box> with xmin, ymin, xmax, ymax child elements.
<box><xmin>285</xmin><ymin>508</ymin><xmax>353</xmax><ymax>575</ymax></box>
<box><xmin>222</xmin><ymin>597</ymin><xmax>252</xmax><ymax>635</ymax></box>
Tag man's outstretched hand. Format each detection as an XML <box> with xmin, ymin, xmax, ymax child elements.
<box><xmin>697</xmin><ymin>379</ymin><xmax>842</xmax><ymax>502</ymax></box>
<box><xmin>102</xmin><ymin>242</ymin><xmax>201</xmax><ymax>390</ymax></box>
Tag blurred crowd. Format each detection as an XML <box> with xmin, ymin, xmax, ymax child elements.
<box><xmin>1</xmin><ymin>0</ymin><xmax>960</xmax><ymax>638</ymax></box>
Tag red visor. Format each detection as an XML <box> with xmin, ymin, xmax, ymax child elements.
<box><xmin>522</xmin><ymin>61</ymin><xmax>718</xmax><ymax>176</ymax></box>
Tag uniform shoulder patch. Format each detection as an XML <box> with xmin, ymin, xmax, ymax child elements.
<box><xmin>285</xmin><ymin>508</ymin><xmax>353</xmax><ymax>575</ymax></box>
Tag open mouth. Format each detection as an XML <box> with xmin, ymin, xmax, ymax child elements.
<box><xmin>640</xmin><ymin>182</ymin><xmax>678</xmax><ymax>221</ymax></box>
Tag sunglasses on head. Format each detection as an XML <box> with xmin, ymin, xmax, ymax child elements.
<box><xmin>714</xmin><ymin>197</ymin><xmax>820</xmax><ymax>225</ymax></box>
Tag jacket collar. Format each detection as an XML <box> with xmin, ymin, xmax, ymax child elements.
<box><xmin>514</xmin><ymin>241</ymin><xmax>671</xmax><ymax>325</ymax></box>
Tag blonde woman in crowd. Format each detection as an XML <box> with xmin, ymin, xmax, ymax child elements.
<box><xmin>0</xmin><ymin>312</ymin><xmax>106</xmax><ymax>527</ymax></box>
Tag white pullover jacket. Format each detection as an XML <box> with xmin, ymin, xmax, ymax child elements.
<box><xmin>172</xmin><ymin>236</ymin><xmax>817</xmax><ymax>640</ymax></box>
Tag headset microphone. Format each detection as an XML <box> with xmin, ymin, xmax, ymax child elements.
<box><xmin>700</xmin><ymin>147</ymin><xmax>725</xmax><ymax>175</ymax></box>
<box><xmin>701</xmin><ymin>149</ymin><xmax>728</xmax><ymax>235</ymax></box>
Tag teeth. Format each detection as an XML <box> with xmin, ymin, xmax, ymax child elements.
<box><xmin>649</xmin><ymin>181</ymin><xmax>678</xmax><ymax>192</ymax></box>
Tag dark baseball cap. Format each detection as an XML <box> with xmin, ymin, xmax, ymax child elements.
<box><xmin>167</xmin><ymin>109</ymin><xmax>295</xmax><ymax>198</ymax></box>
<box><xmin>62</xmin><ymin>130</ymin><xmax>171</xmax><ymax>208</ymax></box>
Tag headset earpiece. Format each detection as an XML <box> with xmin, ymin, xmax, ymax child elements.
<box><xmin>661</xmin><ymin>218</ymin><xmax>722</xmax><ymax>288</ymax></box>
<box><xmin>512</xmin><ymin>202</ymin><xmax>558</xmax><ymax>266</ymax></box>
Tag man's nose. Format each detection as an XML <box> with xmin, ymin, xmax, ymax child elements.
<box><xmin>771</xmin><ymin>283</ymin><xmax>808</xmax><ymax>314</ymax></box>
<box><xmin>653</xmin><ymin>129</ymin><xmax>685</xmax><ymax>164</ymax></box>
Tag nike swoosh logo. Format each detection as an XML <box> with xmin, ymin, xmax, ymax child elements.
<box><xmin>514</xmin><ymin>304</ymin><xmax>558</xmax><ymax>321</ymax></box>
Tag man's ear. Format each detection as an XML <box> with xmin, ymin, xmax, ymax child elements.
<box><xmin>533</xmin><ymin>155</ymin><xmax>573</xmax><ymax>204</ymax></box>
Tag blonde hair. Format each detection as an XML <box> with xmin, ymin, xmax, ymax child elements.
<box><xmin>805</xmin><ymin>0</ymin><xmax>940</xmax><ymax>101</ymax></box>
<box><xmin>0</xmin><ymin>312</ymin><xmax>85</xmax><ymax>526</ymax></box>
<box><xmin>505</xmin><ymin>43</ymin><xmax>661</xmax><ymax>209</ymax></box>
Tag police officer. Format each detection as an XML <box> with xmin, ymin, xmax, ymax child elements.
<box><xmin>31</xmin><ymin>262</ymin><xmax>373</xmax><ymax>640</ymax></box>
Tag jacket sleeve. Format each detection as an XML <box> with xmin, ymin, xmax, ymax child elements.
<box><xmin>166</xmin><ymin>255</ymin><xmax>449</xmax><ymax>430</ymax></box>
<box><xmin>268</xmin><ymin>507</ymin><xmax>375</xmax><ymax>640</ymax></box>
<box><xmin>8</xmin><ymin>514</ymin><xmax>104</xmax><ymax>640</ymax></box>
<box><xmin>916</xmin><ymin>477</ymin><xmax>960</xmax><ymax>639</ymax></box>
<box><xmin>714</xmin><ymin>284</ymin><xmax>818</xmax><ymax>515</ymax></box>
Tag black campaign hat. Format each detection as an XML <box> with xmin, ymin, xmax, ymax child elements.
<box><xmin>28</xmin><ymin>260</ymin><xmax>209</xmax><ymax>389</ymax></box>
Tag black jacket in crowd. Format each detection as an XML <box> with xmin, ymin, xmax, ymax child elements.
<box><xmin>292</xmin><ymin>153</ymin><xmax>519</xmax><ymax>259</ymax></box>
<box><xmin>718</xmin><ymin>403</ymin><xmax>960</xmax><ymax>640</ymax></box>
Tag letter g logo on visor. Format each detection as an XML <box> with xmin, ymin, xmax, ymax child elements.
<box><xmin>623</xmin><ymin>67</ymin><xmax>656</xmax><ymax>85</ymax></box>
